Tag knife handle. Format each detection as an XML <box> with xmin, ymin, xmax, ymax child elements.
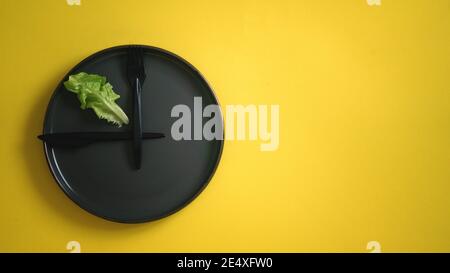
<box><xmin>133</xmin><ymin>78</ymin><xmax>143</xmax><ymax>169</ymax></box>
<box><xmin>38</xmin><ymin>132</ymin><xmax>127</xmax><ymax>147</ymax></box>
<box><xmin>38</xmin><ymin>132</ymin><xmax>164</xmax><ymax>148</ymax></box>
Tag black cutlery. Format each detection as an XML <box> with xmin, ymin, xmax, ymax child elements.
<box><xmin>127</xmin><ymin>46</ymin><xmax>147</xmax><ymax>170</ymax></box>
<box><xmin>38</xmin><ymin>132</ymin><xmax>164</xmax><ymax>148</ymax></box>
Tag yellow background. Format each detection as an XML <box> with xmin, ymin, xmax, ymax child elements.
<box><xmin>0</xmin><ymin>0</ymin><xmax>449</xmax><ymax>252</ymax></box>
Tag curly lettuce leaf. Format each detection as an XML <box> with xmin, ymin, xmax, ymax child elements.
<box><xmin>63</xmin><ymin>72</ymin><xmax>129</xmax><ymax>127</ymax></box>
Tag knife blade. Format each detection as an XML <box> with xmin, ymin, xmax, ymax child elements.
<box><xmin>37</xmin><ymin>132</ymin><xmax>164</xmax><ymax>148</ymax></box>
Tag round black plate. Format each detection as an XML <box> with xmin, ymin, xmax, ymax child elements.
<box><xmin>43</xmin><ymin>45</ymin><xmax>223</xmax><ymax>223</ymax></box>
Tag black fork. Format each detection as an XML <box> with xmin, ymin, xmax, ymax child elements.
<box><xmin>127</xmin><ymin>46</ymin><xmax>147</xmax><ymax>169</ymax></box>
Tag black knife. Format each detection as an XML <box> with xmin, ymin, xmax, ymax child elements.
<box><xmin>38</xmin><ymin>132</ymin><xmax>164</xmax><ymax>148</ymax></box>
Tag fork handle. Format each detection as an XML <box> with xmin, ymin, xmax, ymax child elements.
<box><xmin>132</xmin><ymin>78</ymin><xmax>143</xmax><ymax>169</ymax></box>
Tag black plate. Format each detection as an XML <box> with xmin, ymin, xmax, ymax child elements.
<box><xmin>43</xmin><ymin>45</ymin><xmax>224</xmax><ymax>223</ymax></box>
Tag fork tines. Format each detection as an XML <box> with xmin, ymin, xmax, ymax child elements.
<box><xmin>127</xmin><ymin>46</ymin><xmax>146</xmax><ymax>85</ymax></box>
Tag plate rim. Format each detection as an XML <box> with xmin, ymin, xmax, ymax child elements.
<box><xmin>42</xmin><ymin>44</ymin><xmax>224</xmax><ymax>224</ymax></box>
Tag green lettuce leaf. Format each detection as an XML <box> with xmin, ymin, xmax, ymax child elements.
<box><xmin>63</xmin><ymin>72</ymin><xmax>129</xmax><ymax>127</ymax></box>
